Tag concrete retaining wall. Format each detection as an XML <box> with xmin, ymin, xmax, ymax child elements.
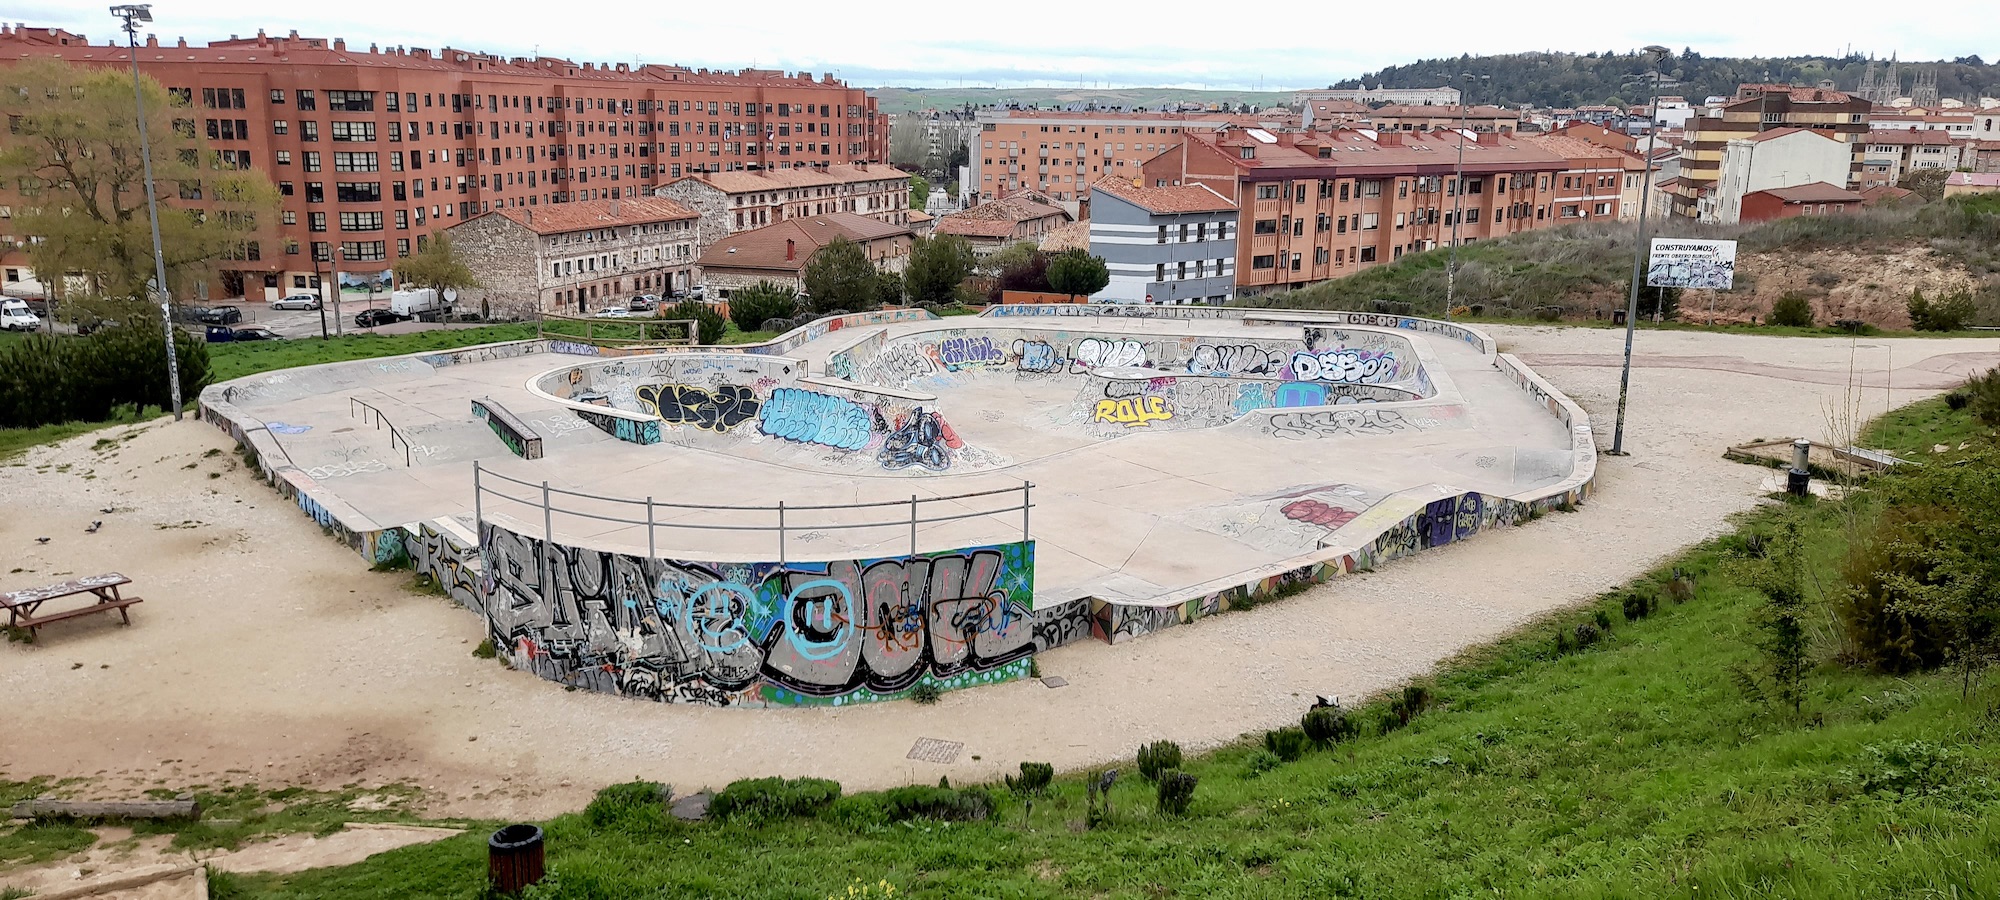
<box><xmin>472</xmin><ymin>519</ymin><xmax>1041</xmax><ymax>707</ymax></box>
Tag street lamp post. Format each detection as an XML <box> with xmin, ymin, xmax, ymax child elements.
<box><xmin>1444</xmin><ymin>73</ymin><xmax>1487</xmax><ymax>322</ymax></box>
<box><xmin>111</xmin><ymin>4</ymin><xmax>182</xmax><ymax>422</ymax></box>
<box><xmin>1609</xmin><ymin>45</ymin><xmax>1674</xmax><ymax>457</ymax></box>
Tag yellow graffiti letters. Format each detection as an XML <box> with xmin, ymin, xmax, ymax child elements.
<box><xmin>1092</xmin><ymin>396</ymin><xmax>1173</xmax><ymax>428</ymax></box>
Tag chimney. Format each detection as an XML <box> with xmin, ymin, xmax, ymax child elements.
<box><xmin>786</xmin><ymin>239</ymin><xmax>796</xmax><ymax>261</ymax></box>
<box><xmin>1477</xmin><ymin>131</ymin><xmax>1500</xmax><ymax>146</ymax></box>
<box><xmin>145</xmin><ymin>34</ymin><xmax>157</xmax><ymax>47</ymax></box>
<box><xmin>288</xmin><ymin>29</ymin><xmax>299</xmax><ymax>39</ymax></box>
<box><xmin>526</xmin><ymin>209</ymin><xmax>533</xmax><ymax>225</ymax></box>
<box><xmin>609</xmin><ymin>197</ymin><xmax>620</xmax><ymax>217</ymax></box>
<box><xmin>333</xmin><ymin>38</ymin><xmax>345</xmax><ymax>51</ymax></box>
<box><xmin>1376</xmin><ymin>131</ymin><xmax>1403</xmax><ymax>146</ymax></box>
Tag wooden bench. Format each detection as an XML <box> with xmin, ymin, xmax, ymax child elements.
<box><xmin>2</xmin><ymin>573</ymin><xmax>142</xmax><ymax>640</ymax></box>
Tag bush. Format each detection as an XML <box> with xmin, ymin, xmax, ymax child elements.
<box><xmin>1005</xmin><ymin>762</ymin><xmax>1053</xmax><ymax>796</ymax></box>
<box><xmin>1155</xmin><ymin>770</ymin><xmax>1199</xmax><ymax>816</ymax></box>
<box><xmin>472</xmin><ymin>639</ymin><xmax>497</xmax><ymax>659</ymax></box>
<box><xmin>1965</xmin><ymin>368</ymin><xmax>2000</xmax><ymax>427</ymax></box>
<box><xmin>1243</xmin><ymin>749</ymin><xmax>1282</xmax><ymax>777</ymax></box>
<box><xmin>1389</xmin><ymin>684</ymin><xmax>1433</xmax><ymax>728</ymax></box>
<box><xmin>708</xmin><ymin>776</ymin><xmax>841</xmax><ymax>822</ymax></box>
<box><xmin>1572</xmin><ymin>622</ymin><xmax>1603</xmax><ymax>649</ymax></box>
<box><xmin>1136</xmin><ymin>740</ymin><xmax>1183</xmax><ymax>782</ymax></box>
<box><xmin>0</xmin><ymin>315</ymin><xmax>210</xmax><ymax>428</ymax></box>
<box><xmin>1944</xmin><ymin>391</ymin><xmax>1970</xmax><ymax>411</ymax></box>
<box><xmin>909</xmin><ymin>681</ymin><xmax>942</xmax><ymax>705</ymax></box>
<box><xmin>1908</xmin><ymin>287</ymin><xmax>1975</xmax><ymax>332</ymax></box>
<box><xmin>1301</xmin><ymin>707</ymin><xmax>1357</xmax><ymax>746</ymax></box>
<box><xmin>1807</xmin><ymin>268</ymin><xmax>1843</xmax><ymax>288</ymax></box>
<box><xmin>881</xmin><ymin>784</ymin><xmax>994</xmax><ymax>822</ymax></box>
<box><xmin>1621</xmin><ymin>589</ymin><xmax>1655</xmax><ymax>622</ymax></box>
<box><xmin>584</xmin><ymin>780</ymin><xmax>671</xmax><ymax>830</ymax></box>
<box><xmin>1770</xmin><ymin>293</ymin><xmax>1816</xmax><ymax>328</ymax></box>
<box><xmin>662</xmin><ymin>300</ymin><xmax>726</xmax><ymax>344</ymax></box>
<box><xmin>1264</xmin><ymin>727</ymin><xmax>1310</xmax><ymax>762</ymax></box>
<box><xmin>1849</xmin><ymin>740</ymin><xmax>1955</xmax><ymax>797</ymax></box>
<box><xmin>727</xmin><ymin>281</ymin><xmax>798</xmax><ymax>332</ymax></box>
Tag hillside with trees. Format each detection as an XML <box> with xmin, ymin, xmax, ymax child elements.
<box><xmin>1336</xmin><ymin>50</ymin><xmax>2000</xmax><ymax>108</ymax></box>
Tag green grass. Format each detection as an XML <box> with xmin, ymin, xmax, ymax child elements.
<box><xmin>719</xmin><ymin>322</ymin><xmax>780</xmax><ymax>345</ymax></box>
<box><xmin>0</xmin><ymin>821</ymin><xmax>98</xmax><ymax>867</ymax></box>
<box><xmin>207</xmin><ymin>325</ymin><xmax>536</xmax><ymax>383</ymax></box>
<box><xmin>1859</xmin><ymin>393</ymin><xmax>1996</xmax><ymax>459</ymax></box>
<box><xmin>216</xmin><ymin>454</ymin><xmax>2000</xmax><ymax>898</ymax></box>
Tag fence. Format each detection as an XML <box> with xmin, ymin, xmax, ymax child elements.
<box><xmin>536</xmin><ymin>315</ymin><xmax>699</xmax><ymax>347</ymax></box>
<box><xmin>348</xmin><ymin>397</ymin><xmax>413</xmax><ymax>467</ymax></box>
<box><xmin>471</xmin><ymin>461</ymin><xmax>1033</xmax><ymax>565</ymax></box>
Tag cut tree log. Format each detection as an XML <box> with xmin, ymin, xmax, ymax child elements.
<box><xmin>9</xmin><ymin>798</ymin><xmax>201</xmax><ymax>821</ymax></box>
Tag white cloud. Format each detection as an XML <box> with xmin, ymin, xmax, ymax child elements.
<box><xmin>14</xmin><ymin>0</ymin><xmax>1995</xmax><ymax>89</ymax></box>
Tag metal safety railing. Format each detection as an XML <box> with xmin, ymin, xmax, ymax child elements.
<box><xmin>349</xmin><ymin>397</ymin><xmax>413</xmax><ymax>467</ymax></box>
<box><xmin>472</xmin><ymin>460</ymin><xmax>1033</xmax><ymax>564</ymax></box>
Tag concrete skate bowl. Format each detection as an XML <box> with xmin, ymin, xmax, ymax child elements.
<box><xmin>199</xmin><ymin>307</ymin><xmax>1597</xmax><ymax>708</ymax></box>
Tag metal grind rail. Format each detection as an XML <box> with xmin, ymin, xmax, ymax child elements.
<box><xmin>472</xmin><ymin>461</ymin><xmax>1032</xmax><ymax>564</ymax></box>
<box><xmin>348</xmin><ymin>397</ymin><xmax>413</xmax><ymax>467</ymax></box>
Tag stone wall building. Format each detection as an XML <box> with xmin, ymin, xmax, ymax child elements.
<box><xmin>446</xmin><ymin>196</ymin><xmax>698</xmax><ymax>313</ymax></box>
<box><xmin>656</xmin><ymin>163</ymin><xmax>911</xmax><ymax>253</ymax></box>
<box><xmin>931</xmin><ymin>193</ymin><xmax>1073</xmax><ymax>257</ymax></box>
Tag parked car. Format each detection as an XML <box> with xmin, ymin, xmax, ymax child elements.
<box><xmin>1</xmin><ymin>299</ymin><xmax>40</xmax><ymax>331</ymax></box>
<box><xmin>628</xmin><ymin>294</ymin><xmax>661</xmax><ymax>312</ymax></box>
<box><xmin>354</xmin><ymin>308</ymin><xmax>401</xmax><ymax>327</ymax></box>
<box><xmin>593</xmin><ymin>307</ymin><xmax>633</xmax><ymax>318</ymax></box>
<box><xmin>270</xmin><ymin>293</ymin><xmax>321</xmax><ymax>310</ymax></box>
<box><xmin>229</xmin><ymin>325</ymin><xmax>283</xmax><ymax>341</ymax></box>
<box><xmin>197</xmin><ymin>305</ymin><xmax>243</xmax><ymax>326</ymax></box>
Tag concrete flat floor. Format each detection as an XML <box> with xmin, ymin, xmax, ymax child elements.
<box><xmin>226</xmin><ymin>316</ymin><xmax>1574</xmax><ymax>608</ymax></box>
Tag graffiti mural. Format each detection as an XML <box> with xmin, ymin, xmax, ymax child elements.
<box><xmin>1289</xmin><ymin>348</ymin><xmax>1400</xmax><ymax>384</ymax></box>
<box><xmin>1266</xmin><ymin>408</ymin><xmax>1418</xmax><ymax>440</ymax></box>
<box><xmin>407</xmin><ymin>520</ymin><xmax>482</xmax><ymax>612</ymax></box>
<box><xmin>1092</xmin><ymin>396</ymin><xmax>1174</xmax><ymax>428</ymax></box>
<box><xmin>575</xmin><ymin>408</ymin><xmax>663</xmax><ymax>445</ymax></box>
<box><xmin>476</xmin><ymin>520</ymin><xmax>1038</xmax><ymax>706</ymax></box>
<box><xmin>759</xmin><ymin>388</ymin><xmax>875</xmax><ymax>450</ymax></box>
<box><xmin>937</xmin><ymin>335</ymin><xmax>1007</xmax><ymax>370</ymax></box>
<box><xmin>636</xmin><ymin>383</ymin><xmax>763</xmax><ymax>433</ymax></box>
<box><xmin>1069</xmin><ymin>338</ymin><xmax>1148</xmax><ymax>373</ymax></box>
<box><xmin>878</xmin><ymin>408</ymin><xmax>959</xmax><ymax>471</ymax></box>
<box><xmin>1186</xmin><ymin>343</ymin><xmax>1284</xmax><ymax>377</ymax></box>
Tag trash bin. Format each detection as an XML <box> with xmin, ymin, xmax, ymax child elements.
<box><xmin>488</xmin><ymin>824</ymin><xmax>545</xmax><ymax>894</ymax></box>
<box><xmin>1612</xmin><ymin>309</ymin><xmax>1627</xmax><ymax>326</ymax></box>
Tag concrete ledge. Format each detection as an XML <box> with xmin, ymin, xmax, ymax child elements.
<box><xmin>471</xmin><ymin>397</ymin><xmax>543</xmax><ymax>460</ymax></box>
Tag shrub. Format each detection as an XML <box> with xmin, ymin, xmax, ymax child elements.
<box><xmin>1390</xmin><ymin>684</ymin><xmax>1433</xmax><ymax>728</ymax></box>
<box><xmin>1849</xmin><ymin>740</ymin><xmax>1955</xmax><ymax>797</ymax></box>
<box><xmin>1908</xmin><ymin>287</ymin><xmax>1976</xmax><ymax>332</ymax></box>
<box><xmin>1944</xmin><ymin>391</ymin><xmax>1970</xmax><ymax>411</ymax></box>
<box><xmin>1965</xmin><ymin>367</ymin><xmax>2000</xmax><ymax>427</ymax></box>
<box><xmin>1807</xmin><ymin>268</ymin><xmax>1843</xmax><ymax>288</ymax></box>
<box><xmin>662</xmin><ymin>300</ymin><xmax>726</xmax><ymax>344</ymax></box>
<box><xmin>1155</xmin><ymin>770</ymin><xmax>1199</xmax><ymax>816</ymax></box>
<box><xmin>584</xmin><ymin>780</ymin><xmax>671</xmax><ymax>830</ymax></box>
<box><xmin>472</xmin><ymin>639</ymin><xmax>497</xmax><ymax>659</ymax></box>
<box><xmin>1243</xmin><ymin>749</ymin><xmax>1282</xmax><ymax>777</ymax></box>
<box><xmin>1136</xmin><ymin>740</ymin><xmax>1183</xmax><ymax>782</ymax></box>
<box><xmin>909</xmin><ymin>681</ymin><xmax>942</xmax><ymax>705</ymax></box>
<box><xmin>1301</xmin><ymin>707</ymin><xmax>1357</xmax><ymax>746</ymax></box>
<box><xmin>1264</xmin><ymin>727</ymin><xmax>1310</xmax><ymax>762</ymax></box>
<box><xmin>1593</xmin><ymin>609</ymin><xmax>1614</xmax><ymax>633</ymax></box>
<box><xmin>1572</xmin><ymin>622</ymin><xmax>1603</xmax><ymax>649</ymax></box>
<box><xmin>708</xmin><ymin>776</ymin><xmax>841</xmax><ymax>822</ymax></box>
<box><xmin>1005</xmin><ymin>762</ymin><xmax>1053</xmax><ymax>796</ymax></box>
<box><xmin>881</xmin><ymin>784</ymin><xmax>994</xmax><ymax>822</ymax></box>
<box><xmin>726</xmin><ymin>281</ymin><xmax>798</xmax><ymax>332</ymax></box>
<box><xmin>1621</xmin><ymin>590</ymin><xmax>1654</xmax><ymax>622</ymax></box>
<box><xmin>0</xmin><ymin>316</ymin><xmax>211</xmax><ymax>428</ymax></box>
<box><xmin>1769</xmin><ymin>293</ymin><xmax>1816</xmax><ymax>328</ymax></box>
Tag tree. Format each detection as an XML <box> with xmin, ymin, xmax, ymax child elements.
<box><xmin>393</xmin><ymin>233</ymin><xmax>482</xmax><ymax>294</ymax></box>
<box><xmin>889</xmin><ymin>116</ymin><xmax>929</xmax><ymax>170</ymax></box>
<box><xmin>1899</xmin><ymin>168</ymin><xmax>1951</xmax><ymax>203</ymax></box>
<box><xmin>726</xmin><ymin>281</ymin><xmax>798</xmax><ymax>332</ymax></box>
<box><xmin>909</xmin><ymin>175</ymin><xmax>930</xmax><ymax>211</ymax></box>
<box><xmin>1046</xmin><ymin>248</ymin><xmax>1110</xmax><ymax>301</ymax></box>
<box><xmin>981</xmin><ymin>242</ymin><xmax>1051</xmax><ymax>302</ymax></box>
<box><xmin>800</xmin><ymin>237</ymin><xmax>878</xmax><ymax>314</ymax></box>
<box><xmin>904</xmin><ymin>235</ymin><xmax>978</xmax><ymax>306</ymax></box>
<box><xmin>874</xmin><ymin>269</ymin><xmax>906</xmax><ymax>308</ymax></box>
<box><xmin>0</xmin><ymin>59</ymin><xmax>279</xmax><ymax>310</ymax></box>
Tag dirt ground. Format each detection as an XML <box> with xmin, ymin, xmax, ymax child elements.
<box><xmin>0</xmin><ymin>823</ymin><xmax>461</xmax><ymax>897</ymax></box>
<box><xmin>3</xmin><ymin>325</ymin><xmax>1996</xmax><ymax>822</ymax></box>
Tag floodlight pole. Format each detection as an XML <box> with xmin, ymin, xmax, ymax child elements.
<box><xmin>1609</xmin><ymin>46</ymin><xmax>1672</xmax><ymax>457</ymax></box>
<box><xmin>114</xmin><ymin>3</ymin><xmax>181</xmax><ymax>421</ymax></box>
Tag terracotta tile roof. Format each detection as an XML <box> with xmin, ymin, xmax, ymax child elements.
<box><xmin>1190</xmin><ymin>127</ymin><xmax>1570</xmax><ymax>175</ymax></box>
<box><xmin>1091</xmin><ymin>179</ymin><xmax>1237</xmax><ymax>214</ymax></box>
<box><xmin>1865</xmin><ymin>129</ymin><xmax>1957</xmax><ymax>145</ymax></box>
<box><xmin>675</xmin><ymin>164</ymin><xmax>910</xmax><ymax>196</ymax></box>
<box><xmin>1946</xmin><ymin>172</ymin><xmax>2000</xmax><ymax>187</ymax></box>
<box><xmin>1039</xmin><ymin>220</ymin><xmax>1091</xmax><ymax>253</ymax></box>
<box><xmin>482</xmin><ymin>197</ymin><xmax>696</xmax><ymax>235</ymax></box>
<box><xmin>1744</xmin><ymin>127</ymin><xmax>1848</xmax><ymax>144</ymax></box>
<box><xmin>906</xmin><ymin>210</ymin><xmax>934</xmax><ymax>223</ymax></box>
<box><xmin>1520</xmin><ymin>133</ymin><xmax>1636</xmax><ymax>162</ymax></box>
<box><xmin>1753</xmin><ymin>182</ymin><xmax>1864</xmax><ymax>204</ymax></box>
<box><xmin>934</xmin><ymin>196</ymin><xmax>1072</xmax><ymax>238</ymax></box>
<box><xmin>1860</xmin><ymin>185</ymin><xmax>1918</xmax><ymax>205</ymax></box>
<box><xmin>696</xmin><ymin>212</ymin><xmax>911</xmax><ymax>272</ymax></box>
<box><xmin>1368</xmin><ymin>104</ymin><xmax>1517</xmax><ymax>118</ymax></box>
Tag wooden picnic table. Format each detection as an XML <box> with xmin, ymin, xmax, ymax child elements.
<box><xmin>1</xmin><ymin>573</ymin><xmax>142</xmax><ymax>639</ymax></box>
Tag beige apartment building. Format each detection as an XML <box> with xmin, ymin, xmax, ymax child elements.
<box><xmin>655</xmin><ymin>162</ymin><xmax>911</xmax><ymax>253</ymax></box>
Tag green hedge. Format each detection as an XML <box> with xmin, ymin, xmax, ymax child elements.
<box><xmin>0</xmin><ymin>319</ymin><xmax>210</xmax><ymax>428</ymax></box>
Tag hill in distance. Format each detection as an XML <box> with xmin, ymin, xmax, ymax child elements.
<box><xmin>869</xmin><ymin>86</ymin><xmax>1292</xmax><ymax>115</ymax></box>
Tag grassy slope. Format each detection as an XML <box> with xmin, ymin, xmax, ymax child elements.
<box><xmin>220</xmin><ymin>423</ymin><xmax>2000</xmax><ymax>898</ymax></box>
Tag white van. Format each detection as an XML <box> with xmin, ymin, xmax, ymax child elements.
<box><xmin>0</xmin><ymin>299</ymin><xmax>40</xmax><ymax>332</ymax></box>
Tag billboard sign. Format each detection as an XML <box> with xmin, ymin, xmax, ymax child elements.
<box><xmin>1646</xmin><ymin>238</ymin><xmax>1736</xmax><ymax>290</ymax></box>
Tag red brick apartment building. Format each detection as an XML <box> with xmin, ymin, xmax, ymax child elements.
<box><xmin>0</xmin><ymin>24</ymin><xmax>883</xmax><ymax>302</ymax></box>
<box><xmin>1142</xmin><ymin>127</ymin><xmax>1608</xmax><ymax>294</ymax></box>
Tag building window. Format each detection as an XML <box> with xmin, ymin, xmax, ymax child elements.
<box><xmin>1254</xmin><ymin>219</ymin><xmax>1278</xmax><ymax>235</ymax></box>
<box><xmin>1156</xmin><ymin>263</ymin><xmax>1166</xmax><ymax>281</ymax></box>
<box><xmin>282</xmin><ymin>210</ymin><xmax>296</xmax><ymax>225</ymax></box>
<box><xmin>297</xmin><ymin>90</ymin><xmax>316</xmax><ymax>111</ymax></box>
<box><xmin>334</xmin><ymin>151</ymin><xmax>378</xmax><ymax>172</ymax></box>
<box><xmin>336</xmin><ymin>182</ymin><xmax>381</xmax><ymax>203</ymax></box>
<box><xmin>308</xmin><ymin>211</ymin><xmax>326</xmax><ymax>232</ymax></box>
<box><xmin>1361</xmin><ymin>213</ymin><xmax>1379</xmax><ymax>230</ymax></box>
<box><xmin>305</xmin><ymin>182</ymin><xmax>324</xmax><ymax>203</ymax></box>
<box><xmin>397</xmin><ymin>238</ymin><xmax>411</xmax><ymax>256</ymax></box>
<box><xmin>1361</xmin><ymin>180</ymin><xmax>1383</xmax><ymax>198</ymax></box>
<box><xmin>269</xmin><ymin>88</ymin><xmax>284</xmax><ymax>104</ymax></box>
<box><xmin>1251</xmin><ymin>254</ymin><xmax>1276</xmax><ymax>269</ymax></box>
<box><xmin>300</xmin><ymin>121</ymin><xmax>319</xmax><ymax>142</ymax></box>
<box><xmin>304</xmin><ymin>151</ymin><xmax>321</xmax><ymax>172</ymax></box>
<box><xmin>1360</xmin><ymin>246</ymin><xmax>1377</xmax><ymax>262</ymax></box>
<box><xmin>327</xmin><ymin>90</ymin><xmax>375</xmax><ymax>112</ymax></box>
<box><xmin>395</xmin><ymin>209</ymin><xmax>408</xmax><ymax>229</ymax></box>
<box><xmin>338</xmin><ymin>211</ymin><xmax>383</xmax><ymax>231</ymax></box>
<box><xmin>275</xmin><ymin>150</ymin><xmax>291</xmax><ymax>166</ymax></box>
<box><xmin>330</xmin><ymin>121</ymin><xmax>376</xmax><ymax>142</ymax></box>
<box><xmin>341</xmin><ymin>241</ymin><xmax>387</xmax><ymax>261</ymax></box>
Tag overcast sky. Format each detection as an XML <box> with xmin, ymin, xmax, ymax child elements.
<box><xmin>14</xmin><ymin>0</ymin><xmax>1995</xmax><ymax>90</ymax></box>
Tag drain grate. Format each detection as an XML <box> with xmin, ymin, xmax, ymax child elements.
<box><xmin>906</xmin><ymin>737</ymin><xmax>964</xmax><ymax>764</ymax></box>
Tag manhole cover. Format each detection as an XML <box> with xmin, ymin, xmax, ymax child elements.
<box><xmin>907</xmin><ymin>737</ymin><xmax>963</xmax><ymax>764</ymax></box>
<box><xmin>1041</xmin><ymin>676</ymin><xmax>1068</xmax><ymax>688</ymax></box>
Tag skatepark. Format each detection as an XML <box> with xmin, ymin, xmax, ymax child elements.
<box><xmin>195</xmin><ymin>305</ymin><xmax>1594</xmax><ymax>707</ymax></box>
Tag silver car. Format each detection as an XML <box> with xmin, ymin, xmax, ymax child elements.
<box><xmin>270</xmin><ymin>293</ymin><xmax>322</xmax><ymax>310</ymax></box>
